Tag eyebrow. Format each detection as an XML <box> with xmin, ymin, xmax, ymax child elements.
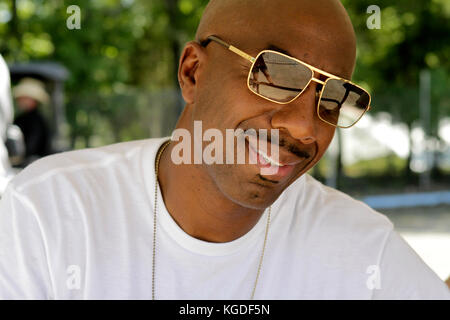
<box><xmin>265</xmin><ymin>44</ymin><xmax>292</xmax><ymax>56</ymax></box>
<box><xmin>266</xmin><ymin>44</ymin><xmax>334</xmax><ymax>79</ymax></box>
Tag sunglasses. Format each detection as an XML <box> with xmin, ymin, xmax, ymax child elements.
<box><xmin>200</xmin><ymin>35</ymin><xmax>372</xmax><ymax>128</ymax></box>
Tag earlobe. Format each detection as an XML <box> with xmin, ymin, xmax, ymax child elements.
<box><xmin>178</xmin><ymin>41</ymin><xmax>206</xmax><ymax>104</ymax></box>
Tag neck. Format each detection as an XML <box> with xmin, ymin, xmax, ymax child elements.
<box><xmin>157</xmin><ymin>114</ymin><xmax>264</xmax><ymax>243</ymax></box>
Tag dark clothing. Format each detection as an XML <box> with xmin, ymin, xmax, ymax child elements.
<box><xmin>13</xmin><ymin>108</ymin><xmax>51</xmax><ymax>158</ymax></box>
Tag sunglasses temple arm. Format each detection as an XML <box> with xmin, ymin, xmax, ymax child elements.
<box><xmin>207</xmin><ymin>36</ymin><xmax>256</xmax><ymax>63</ymax></box>
<box><xmin>228</xmin><ymin>46</ymin><xmax>256</xmax><ymax>63</ymax></box>
<box><xmin>207</xmin><ymin>35</ymin><xmax>230</xmax><ymax>48</ymax></box>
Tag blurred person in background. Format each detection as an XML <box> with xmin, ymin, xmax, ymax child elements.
<box><xmin>13</xmin><ymin>78</ymin><xmax>51</xmax><ymax>164</ymax></box>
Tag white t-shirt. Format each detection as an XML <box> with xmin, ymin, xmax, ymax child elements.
<box><xmin>0</xmin><ymin>137</ymin><xmax>449</xmax><ymax>300</ymax></box>
<box><xmin>0</xmin><ymin>54</ymin><xmax>13</xmax><ymax>189</ymax></box>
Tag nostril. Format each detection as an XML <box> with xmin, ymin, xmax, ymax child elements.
<box><xmin>301</xmin><ymin>136</ymin><xmax>315</xmax><ymax>144</ymax></box>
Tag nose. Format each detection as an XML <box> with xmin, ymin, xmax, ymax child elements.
<box><xmin>270</xmin><ymin>82</ymin><xmax>319</xmax><ymax>144</ymax></box>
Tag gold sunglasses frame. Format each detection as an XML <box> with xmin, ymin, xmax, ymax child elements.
<box><xmin>202</xmin><ymin>35</ymin><xmax>372</xmax><ymax>128</ymax></box>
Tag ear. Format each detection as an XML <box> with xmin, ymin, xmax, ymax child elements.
<box><xmin>178</xmin><ymin>41</ymin><xmax>207</xmax><ymax>104</ymax></box>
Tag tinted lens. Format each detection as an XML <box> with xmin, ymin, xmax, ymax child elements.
<box><xmin>319</xmin><ymin>79</ymin><xmax>370</xmax><ymax>128</ymax></box>
<box><xmin>248</xmin><ymin>51</ymin><xmax>313</xmax><ymax>103</ymax></box>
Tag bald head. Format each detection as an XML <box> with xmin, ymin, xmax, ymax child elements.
<box><xmin>196</xmin><ymin>0</ymin><xmax>356</xmax><ymax>78</ymax></box>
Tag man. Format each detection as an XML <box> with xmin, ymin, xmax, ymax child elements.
<box><xmin>13</xmin><ymin>78</ymin><xmax>52</xmax><ymax>164</ymax></box>
<box><xmin>0</xmin><ymin>0</ymin><xmax>449</xmax><ymax>299</ymax></box>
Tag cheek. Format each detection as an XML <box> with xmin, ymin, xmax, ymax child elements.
<box><xmin>194</xmin><ymin>86</ymin><xmax>236</xmax><ymax>130</ymax></box>
<box><xmin>195</xmin><ymin>69</ymin><xmax>256</xmax><ymax>129</ymax></box>
<box><xmin>316</xmin><ymin>125</ymin><xmax>336</xmax><ymax>157</ymax></box>
<box><xmin>289</xmin><ymin>126</ymin><xmax>335</xmax><ymax>184</ymax></box>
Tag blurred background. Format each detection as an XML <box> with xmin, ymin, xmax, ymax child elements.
<box><xmin>0</xmin><ymin>0</ymin><xmax>449</xmax><ymax>282</ymax></box>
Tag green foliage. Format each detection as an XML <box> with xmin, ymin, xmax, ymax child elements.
<box><xmin>343</xmin><ymin>0</ymin><xmax>450</xmax><ymax>133</ymax></box>
<box><xmin>345</xmin><ymin>154</ymin><xmax>407</xmax><ymax>177</ymax></box>
<box><xmin>0</xmin><ymin>0</ymin><xmax>448</xmax><ymax>150</ymax></box>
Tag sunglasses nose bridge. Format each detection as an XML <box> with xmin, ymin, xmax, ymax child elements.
<box><xmin>288</xmin><ymin>75</ymin><xmax>320</xmax><ymax>105</ymax></box>
<box><xmin>285</xmin><ymin>67</ymin><xmax>324</xmax><ymax>104</ymax></box>
<box><xmin>271</xmin><ymin>82</ymin><xmax>320</xmax><ymax>143</ymax></box>
<box><xmin>311</xmin><ymin>77</ymin><xmax>325</xmax><ymax>86</ymax></box>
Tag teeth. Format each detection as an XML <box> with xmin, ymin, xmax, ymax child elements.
<box><xmin>257</xmin><ymin>149</ymin><xmax>284</xmax><ymax>167</ymax></box>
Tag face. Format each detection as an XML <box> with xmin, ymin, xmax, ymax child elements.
<box><xmin>16</xmin><ymin>96</ymin><xmax>38</xmax><ymax>112</ymax></box>
<box><xmin>180</xmin><ymin>0</ymin><xmax>356</xmax><ymax>209</ymax></box>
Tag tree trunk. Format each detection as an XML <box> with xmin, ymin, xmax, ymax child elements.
<box><xmin>164</xmin><ymin>0</ymin><xmax>184</xmax><ymax>130</ymax></box>
<box><xmin>405</xmin><ymin>122</ymin><xmax>414</xmax><ymax>184</ymax></box>
<box><xmin>9</xmin><ymin>0</ymin><xmax>20</xmax><ymax>58</ymax></box>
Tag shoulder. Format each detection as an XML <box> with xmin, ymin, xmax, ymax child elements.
<box><xmin>278</xmin><ymin>173</ymin><xmax>394</xmax><ymax>249</ymax></box>
<box><xmin>9</xmin><ymin>138</ymin><xmax>160</xmax><ymax>194</ymax></box>
<box><xmin>284</xmin><ymin>173</ymin><xmax>392</xmax><ymax>225</ymax></box>
<box><xmin>2</xmin><ymin>137</ymin><xmax>167</xmax><ymax>227</ymax></box>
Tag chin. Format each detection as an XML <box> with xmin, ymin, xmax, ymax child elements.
<box><xmin>223</xmin><ymin>186</ymin><xmax>280</xmax><ymax>210</ymax></box>
<box><xmin>206</xmin><ymin>162</ymin><xmax>288</xmax><ymax>210</ymax></box>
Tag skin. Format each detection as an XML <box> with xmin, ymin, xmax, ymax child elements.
<box><xmin>158</xmin><ymin>0</ymin><xmax>356</xmax><ymax>243</ymax></box>
<box><xmin>16</xmin><ymin>96</ymin><xmax>38</xmax><ymax>112</ymax></box>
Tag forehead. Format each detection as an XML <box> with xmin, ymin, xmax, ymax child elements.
<box><xmin>209</xmin><ymin>1</ymin><xmax>356</xmax><ymax>79</ymax></box>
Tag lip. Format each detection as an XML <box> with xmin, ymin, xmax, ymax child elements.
<box><xmin>246</xmin><ymin>139</ymin><xmax>303</xmax><ymax>179</ymax></box>
<box><xmin>245</xmin><ymin>135</ymin><xmax>305</xmax><ymax>167</ymax></box>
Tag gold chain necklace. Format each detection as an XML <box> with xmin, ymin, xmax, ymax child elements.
<box><xmin>153</xmin><ymin>140</ymin><xmax>271</xmax><ymax>300</ymax></box>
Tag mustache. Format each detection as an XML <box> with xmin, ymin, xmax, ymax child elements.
<box><xmin>243</xmin><ymin>130</ymin><xmax>312</xmax><ymax>159</ymax></box>
<box><xmin>278</xmin><ymin>138</ymin><xmax>311</xmax><ymax>159</ymax></box>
